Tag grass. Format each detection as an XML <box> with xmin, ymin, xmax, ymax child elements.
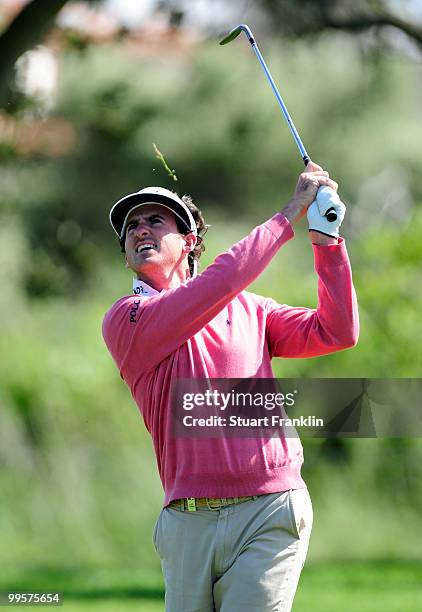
<box><xmin>2</xmin><ymin>560</ymin><xmax>421</xmax><ymax>611</ymax></box>
<box><xmin>295</xmin><ymin>560</ymin><xmax>422</xmax><ymax>611</ymax></box>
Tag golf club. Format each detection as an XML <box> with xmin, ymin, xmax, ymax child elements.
<box><xmin>220</xmin><ymin>24</ymin><xmax>337</xmax><ymax>222</ymax></box>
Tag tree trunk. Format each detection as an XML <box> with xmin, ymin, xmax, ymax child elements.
<box><xmin>0</xmin><ymin>0</ymin><xmax>70</xmax><ymax>109</ymax></box>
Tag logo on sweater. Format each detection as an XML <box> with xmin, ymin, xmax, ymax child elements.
<box><xmin>134</xmin><ymin>285</ymin><xmax>148</xmax><ymax>295</ymax></box>
<box><xmin>132</xmin><ymin>278</ymin><xmax>160</xmax><ymax>297</ymax></box>
<box><xmin>129</xmin><ymin>300</ymin><xmax>140</xmax><ymax>323</ymax></box>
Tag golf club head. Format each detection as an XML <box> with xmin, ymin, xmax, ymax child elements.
<box><xmin>219</xmin><ymin>26</ymin><xmax>242</xmax><ymax>45</ymax></box>
<box><xmin>219</xmin><ymin>24</ymin><xmax>254</xmax><ymax>45</ymax></box>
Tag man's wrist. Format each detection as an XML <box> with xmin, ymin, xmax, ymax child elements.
<box><xmin>280</xmin><ymin>199</ymin><xmax>303</xmax><ymax>225</ymax></box>
<box><xmin>309</xmin><ymin>230</ymin><xmax>338</xmax><ymax>245</ymax></box>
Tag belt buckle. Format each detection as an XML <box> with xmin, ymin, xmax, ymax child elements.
<box><xmin>186</xmin><ymin>497</ymin><xmax>197</xmax><ymax>512</ymax></box>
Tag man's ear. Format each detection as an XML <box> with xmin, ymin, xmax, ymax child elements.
<box><xmin>124</xmin><ymin>255</ymin><xmax>130</xmax><ymax>268</ymax></box>
<box><xmin>184</xmin><ymin>232</ymin><xmax>197</xmax><ymax>253</ymax></box>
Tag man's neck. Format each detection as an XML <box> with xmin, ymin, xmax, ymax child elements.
<box><xmin>136</xmin><ymin>266</ymin><xmax>190</xmax><ymax>292</ymax></box>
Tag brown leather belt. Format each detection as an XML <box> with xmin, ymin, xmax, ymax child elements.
<box><xmin>168</xmin><ymin>496</ymin><xmax>259</xmax><ymax>511</ymax></box>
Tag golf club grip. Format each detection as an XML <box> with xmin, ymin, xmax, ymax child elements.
<box><xmin>305</xmin><ymin>158</ymin><xmax>338</xmax><ymax>222</ymax></box>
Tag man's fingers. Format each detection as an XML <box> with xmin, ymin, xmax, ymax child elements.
<box><xmin>305</xmin><ymin>161</ymin><xmax>323</xmax><ymax>173</ymax></box>
<box><xmin>298</xmin><ymin>171</ymin><xmax>328</xmax><ymax>186</ymax></box>
<box><xmin>318</xmin><ymin>177</ymin><xmax>338</xmax><ymax>191</ymax></box>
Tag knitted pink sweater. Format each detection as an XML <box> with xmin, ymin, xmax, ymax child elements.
<box><xmin>102</xmin><ymin>213</ymin><xmax>359</xmax><ymax>506</ymax></box>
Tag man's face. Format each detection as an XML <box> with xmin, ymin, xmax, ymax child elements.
<box><xmin>124</xmin><ymin>204</ymin><xmax>191</xmax><ymax>278</ymax></box>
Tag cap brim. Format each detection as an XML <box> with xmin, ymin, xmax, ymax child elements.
<box><xmin>110</xmin><ymin>191</ymin><xmax>197</xmax><ymax>239</ymax></box>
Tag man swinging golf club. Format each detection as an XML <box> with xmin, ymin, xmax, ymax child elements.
<box><xmin>102</xmin><ymin>158</ymin><xmax>359</xmax><ymax>611</ymax></box>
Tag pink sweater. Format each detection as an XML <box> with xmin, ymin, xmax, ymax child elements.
<box><xmin>102</xmin><ymin>213</ymin><xmax>359</xmax><ymax>506</ymax></box>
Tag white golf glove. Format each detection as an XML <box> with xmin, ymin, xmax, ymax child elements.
<box><xmin>307</xmin><ymin>186</ymin><xmax>346</xmax><ymax>238</ymax></box>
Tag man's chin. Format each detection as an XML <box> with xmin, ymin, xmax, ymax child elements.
<box><xmin>129</xmin><ymin>257</ymin><xmax>158</xmax><ymax>275</ymax></box>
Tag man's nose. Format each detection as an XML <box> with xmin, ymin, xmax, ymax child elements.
<box><xmin>134</xmin><ymin>222</ymin><xmax>150</xmax><ymax>237</ymax></box>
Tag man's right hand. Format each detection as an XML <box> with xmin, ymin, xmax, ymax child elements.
<box><xmin>281</xmin><ymin>162</ymin><xmax>338</xmax><ymax>225</ymax></box>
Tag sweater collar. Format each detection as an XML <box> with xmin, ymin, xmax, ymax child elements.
<box><xmin>132</xmin><ymin>278</ymin><xmax>160</xmax><ymax>297</ymax></box>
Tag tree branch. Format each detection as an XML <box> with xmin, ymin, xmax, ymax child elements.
<box><xmin>257</xmin><ymin>0</ymin><xmax>422</xmax><ymax>51</ymax></box>
<box><xmin>324</xmin><ymin>12</ymin><xmax>422</xmax><ymax>48</ymax></box>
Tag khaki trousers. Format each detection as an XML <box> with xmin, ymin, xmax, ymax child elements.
<box><xmin>152</xmin><ymin>488</ymin><xmax>313</xmax><ymax>612</ymax></box>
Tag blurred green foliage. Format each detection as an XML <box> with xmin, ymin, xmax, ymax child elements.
<box><xmin>1</xmin><ymin>35</ymin><xmax>421</xmax><ymax>295</ymax></box>
<box><xmin>0</xmin><ymin>31</ymin><xmax>421</xmax><ymax>605</ymax></box>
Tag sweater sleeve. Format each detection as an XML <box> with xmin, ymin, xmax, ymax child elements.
<box><xmin>102</xmin><ymin>213</ymin><xmax>294</xmax><ymax>378</ymax></box>
<box><xmin>265</xmin><ymin>238</ymin><xmax>359</xmax><ymax>358</ymax></box>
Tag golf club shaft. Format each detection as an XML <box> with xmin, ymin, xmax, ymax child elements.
<box><xmin>252</xmin><ymin>41</ymin><xmax>339</xmax><ymax>220</ymax></box>
<box><xmin>250</xmin><ymin>41</ymin><xmax>310</xmax><ymax>166</ymax></box>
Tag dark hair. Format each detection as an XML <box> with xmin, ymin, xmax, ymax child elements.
<box><xmin>119</xmin><ymin>193</ymin><xmax>210</xmax><ymax>276</ymax></box>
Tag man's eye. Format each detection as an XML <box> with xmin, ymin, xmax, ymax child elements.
<box><xmin>151</xmin><ymin>218</ymin><xmax>162</xmax><ymax>224</ymax></box>
<box><xmin>127</xmin><ymin>223</ymin><xmax>136</xmax><ymax>232</ymax></box>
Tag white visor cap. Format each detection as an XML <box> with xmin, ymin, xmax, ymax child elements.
<box><xmin>109</xmin><ymin>186</ymin><xmax>197</xmax><ymax>239</ymax></box>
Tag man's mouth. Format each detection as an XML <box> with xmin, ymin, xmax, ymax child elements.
<box><xmin>136</xmin><ymin>242</ymin><xmax>157</xmax><ymax>253</ymax></box>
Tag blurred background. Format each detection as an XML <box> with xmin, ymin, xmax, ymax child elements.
<box><xmin>0</xmin><ymin>1</ymin><xmax>421</xmax><ymax>610</ymax></box>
